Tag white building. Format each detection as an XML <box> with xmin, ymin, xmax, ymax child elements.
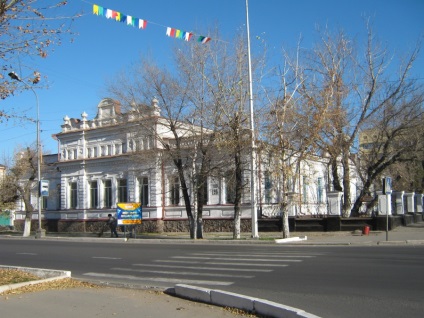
<box><xmin>13</xmin><ymin>98</ymin><xmax>361</xmax><ymax>232</ymax></box>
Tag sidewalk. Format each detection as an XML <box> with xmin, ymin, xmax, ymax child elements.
<box><xmin>0</xmin><ymin>285</ymin><xmax>254</xmax><ymax>318</ymax></box>
<box><xmin>286</xmin><ymin>222</ymin><xmax>424</xmax><ymax>245</ymax></box>
<box><xmin>3</xmin><ymin>222</ymin><xmax>423</xmax><ymax>245</ymax></box>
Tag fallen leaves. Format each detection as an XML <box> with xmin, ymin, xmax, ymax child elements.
<box><xmin>0</xmin><ymin>269</ymin><xmax>99</xmax><ymax>296</ymax></box>
<box><xmin>0</xmin><ymin>269</ymin><xmax>39</xmax><ymax>285</ymax></box>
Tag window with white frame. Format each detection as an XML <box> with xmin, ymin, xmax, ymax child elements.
<box><xmin>118</xmin><ymin>179</ymin><xmax>128</xmax><ymax>203</ymax></box>
<box><xmin>104</xmin><ymin>180</ymin><xmax>112</xmax><ymax>208</ymax></box>
<box><xmin>90</xmin><ymin>181</ymin><xmax>98</xmax><ymax>208</ymax></box>
<box><xmin>70</xmin><ymin>182</ymin><xmax>77</xmax><ymax>209</ymax></box>
<box><xmin>317</xmin><ymin>177</ymin><xmax>324</xmax><ymax>203</ymax></box>
<box><xmin>139</xmin><ymin>177</ymin><xmax>149</xmax><ymax>206</ymax></box>
<box><xmin>264</xmin><ymin>171</ymin><xmax>272</xmax><ymax>204</ymax></box>
<box><xmin>170</xmin><ymin>176</ymin><xmax>180</xmax><ymax>205</ymax></box>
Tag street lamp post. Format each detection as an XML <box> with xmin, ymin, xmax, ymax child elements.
<box><xmin>245</xmin><ymin>0</ymin><xmax>259</xmax><ymax>238</ymax></box>
<box><xmin>8</xmin><ymin>72</ymin><xmax>45</xmax><ymax>238</ymax></box>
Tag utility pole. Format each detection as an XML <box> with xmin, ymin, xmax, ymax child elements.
<box><xmin>245</xmin><ymin>0</ymin><xmax>259</xmax><ymax>238</ymax></box>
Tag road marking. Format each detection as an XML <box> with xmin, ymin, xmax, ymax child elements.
<box><xmin>111</xmin><ymin>267</ymin><xmax>254</xmax><ymax>279</ymax></box>
<box><xmin>204</xmin><ymin>261</ymin><xmax>292</xmax><ymax>267</ymax></box>
<box><xmin>202</xmin><ymin>251</ymin><xmax>327</xmax><ymax>256</ymax></box>
<box><xmin>92</xmin><ymin>257</ymin><xmax>122</xmax><ymax>260</ymax></box>
<box><xmin>172</xmin><ymin>256</ymin><xmax>302</xmax><ymax>262</ymax></box>
<box><xmin>192</xmin><ymin>253</ymin><xmax>315</xmax><ymax>258</ymax></box>
<box><xmin>154</xmin><ymin>259</ymin><xmax>289</xmax><ymax>271</ymax></box>
<box><xmin>136</xmin><ymin>263</ymin><xmax>276</xmax><ymax>272</ymax></box>
<box><xmin>83</xmin><ymin>272</ymin><xmax>233</xmax><ymax>286</ymax></box>
<box><xmin>16</xmin><ymin>253</ymin><xmax>37</xmax><ymax>255</ymax></box>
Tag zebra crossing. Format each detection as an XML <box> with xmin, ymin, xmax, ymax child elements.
<box><xmin>83</xmin><ymin>250</ymin><xmax>325</xmax><ymax>288</ymax></box>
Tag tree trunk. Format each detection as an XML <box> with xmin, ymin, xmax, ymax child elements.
<box><xmin>196</xmin><ymin>215</ymin><xmax>204</xmax><ymax>239</ymax></box>
<box><xmin>21</xmin><ymin>189</ymin><xmax>34</xmax><ymax>237</ymax></box>
<box><xmin>23</xmin><ymin>217</ymin><xmax>32</xmax><ymax>237</ymax></box>
<box><xmin>195</xmin><ymin>155</ymin><xmax>209</xmax><ymax>239</ymax></box>
<box><xmin>196</xmin><ymin>182</ymin><xmax>205</xmax><ymax>239</ymax></box>
<box><xmin>175</xmin><ymin>159</ymin><xmax>195</xmax><ymax>238</ymax></box>
<box><xmin>342</xmin><ymin>149</ymin><xmax>351</xmax><ymax>217</ymax></box>
<box><xmin>233</xmin><ymin>149</ymin><xmax>243</xmax><ymax>239</ymax></box>
<box><xmin>280</xmin><ymin>200</ymin><xmax>290</xmax><ymax>239</ymax></box>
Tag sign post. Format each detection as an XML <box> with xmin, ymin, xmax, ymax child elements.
<box><xmin>116</xmin><ymin>203</ymin><xmax>142</xmax><ymax>239</ymax></box>
<box><xmin>382</xmin><ymin>177</ymin><xmax>392</xmax><ymax>241</ymax></box>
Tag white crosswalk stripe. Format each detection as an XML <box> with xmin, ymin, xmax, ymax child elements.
<box><xmin>153</xmin><ymin>260</ymin><xmax>289</xmax><ymax>268</ymax></box>
<box><xmin>171</xmin><ymin>256</ymin><xmax>303</xmax><ymax>262</ymax></box>
<box><xmin>193</xmin><ymin>253</ymin><xmax>316</xmax><ymax>258</ymax></box>
<box><xmin>83</xmin><ymin>272</ymin><xmax>233</xmax><ymax>286</ymax></box>
<box><xmin>111</xmin><ymin>267</ymin><xmax>255</xmax><ymax>278</ymax></box>
<box><xmin>136</xmin><ymin>263</ymin><xmax>277</xmax><ymax>271</ymax></box>
<box><xmin>83</xmin><ymin>249</ymin><xmax>319</xmax><ymax>288</ymax></box>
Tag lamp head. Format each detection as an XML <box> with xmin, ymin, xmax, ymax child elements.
<box><xmin>8</xmin><ymin>71</ymin><xmax>21</xmax><ymax>81</ymax></box>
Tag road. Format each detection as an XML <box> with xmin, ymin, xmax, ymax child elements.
<box><xmin>1</xmin><ymin>238</ymin><xmax>423</xmax><ymax>318</ymax></box>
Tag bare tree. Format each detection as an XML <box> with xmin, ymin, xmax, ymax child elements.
<box><xmin>1</xmin><ymin>1</ymin><xmax>79</xmax><ymax>107</ymax></box>
<box><xmin>0</xmin><ymin>147</ymin><xmax>39</xmax><ymax>236</ymax></box>
<box><xmin>286</xmin><ymin>23</ymin><xmax>423</xmax><ymax>217</ymax></box>
<box><xmin>262</xmin><ymin>40</ymin><xmax>325</xmax><ymax>238</ymax></box>
<box><xmin>353</xmin><ymin>93</ymin><xmax>424</xmax><ymax>215</ymax></box>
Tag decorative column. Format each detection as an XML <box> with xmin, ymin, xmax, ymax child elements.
<box><xmin>393</xmin><ymin>191</ymin><xmax>405</xmax><ymax>215</ymax></box>
<box><xmin>414</xmin><ymin>193</ymin><xmax>423</xmax><ymax>213</ymax></box>
<box><xmin>404</xmin><ymin>192</ymin><xmax>415</xmax><ymax>213</ymax></box>
<box><xmin>327</xmin><ymin>191</ymin><xmax>343</xmax><ymax>216</ymax></box>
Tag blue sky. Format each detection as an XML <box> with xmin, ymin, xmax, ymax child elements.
<box><xmin>1</xmin><ymin>0</ymin><xmax>423</xmax><ymax>159</ymax></box>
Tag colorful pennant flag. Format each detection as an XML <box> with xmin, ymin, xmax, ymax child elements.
<box><xmin>166</xmin><ymin>27</ymin><xmax>197</xmax><ymax>43</ymax></box>
<box><xmin>105</xmin><ymin>9</ymin><xmax>112</xmax><ymax>19</ymax></box>
<box><xmin>198</xmin><ymin>36</ymin><xmax>211</xmax><ymax>44</ymax></box>
<box><xmin>166</xmin><ymin>27</ymin><xmax>175</xmax><ymax>37</ymax></box>
<box><xmin>93</xmin><ymin>4</ymin><xmax>210</xmax><ymax>44</ymax></box>
<box><xmin>184</xmin><ymin>32</ymin><xmax>193</xmax><ymax>41</ymax></box>
<box><xmin>127</xmin><ymin>15</ymin><xmax>134</xmax><ymax>26</ymax></box>
<box><xmin>139</xmin><ymin>19</ymin><xmax>147</xmax><ymax>29</ymax></box>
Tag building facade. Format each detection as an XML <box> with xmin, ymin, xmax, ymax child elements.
<box><xmin>12</xmin><ymin>98</ymin><xmax>362</xmax><ymax>232</ymax></box>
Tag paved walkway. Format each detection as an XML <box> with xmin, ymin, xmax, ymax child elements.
<box><xmin>1</xmin><ymin>223</ymin><xmax>423</xmax><ymax>318</ymax></box>
<box><xmin>0</xmin><ymin>286</ymin><xmax>252</xmax><ymax>318</ymax></box>
<box><xmin>9</xmin><ymin>221</ymin><xmax>421</xmax><ymax>246</ymax></box>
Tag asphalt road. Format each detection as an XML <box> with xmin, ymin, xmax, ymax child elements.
<box><xmin>1</xmin><ymin>238</ymin><xmax>423</xmax><ymax>318</ymax></box>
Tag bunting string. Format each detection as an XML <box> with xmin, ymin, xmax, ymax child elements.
<box><xmin>92</xmin><ymin>3</ymin><xmax>212</xmax><ymax>44</ymax></box>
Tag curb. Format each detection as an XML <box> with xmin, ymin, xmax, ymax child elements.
<box><xmin>275</xmin><ymin>236</ymin><xmax>308</xmax><ymax>244</ymax></box>
<box><xmin>0</xmin><ymin>265</ymin><xmax>71</xmax><ymax>294</ymax></box>
<box><xmin>1</xmin><ymin>234</ymin><xmax>424</xmax><ymax>246</ymax></box>
<box><xmin>173</xmin><ymin>284</ymin><xmax>321</xmax><ymax>318</ymax></box>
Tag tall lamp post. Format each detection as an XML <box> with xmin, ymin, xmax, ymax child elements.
<box><xmin>8</xmin><ymin>71</ymin><xmax>45</xmax><ymax>238</ymax></box>
<box><xmin>245</xmin><ymin>0</ymin><xmax>259</xmax><ymax>238</ymax></box>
